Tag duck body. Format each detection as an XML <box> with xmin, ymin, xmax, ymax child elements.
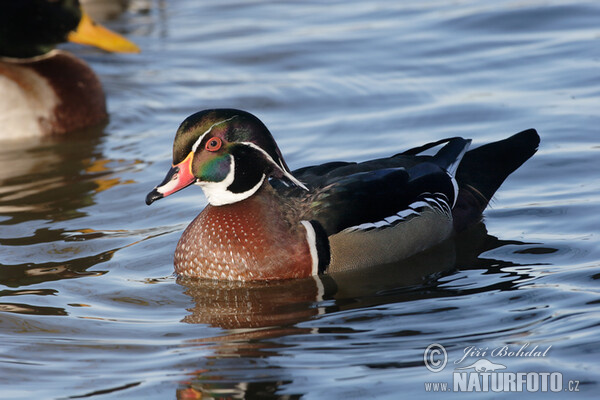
<box><xmin>147</xmin><ymin>109</ymin><xmax>540</xmax><ymax>281</ymax></box>
<box><xmin>276</xmin><ymin>148</ymin><xmax>463</xmax><ymax>272</ymax></box>
<box><xmin>0</xmin><ymin>50</ymin><xmax>106</xmax><ymax>138</ymax></box>
<box><xmin>0</xmin><ymin>0</ymin><xmax>139</xmax><ymax>139</ymax></box>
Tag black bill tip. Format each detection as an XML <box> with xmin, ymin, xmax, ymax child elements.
<box><xmin>145</xmin><ymin>188</ymin><xmax>163</xmax><ymax>205</ymax></box>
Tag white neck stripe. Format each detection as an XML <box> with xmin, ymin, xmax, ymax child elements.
<box><xmin>239</xmin><ymin>141</ymin><xmax>308</xmax><ymax>190</ymax></box>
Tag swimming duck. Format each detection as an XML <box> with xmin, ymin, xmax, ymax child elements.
<box><xmin>0</xmin><ymin>0</ymin><xmax>140</xmax><ymax>139</ymax></box>
<box><xmin>146</xmin><ymin>109</ymin><xmax>539</xmax><ymax>281</ymax></box>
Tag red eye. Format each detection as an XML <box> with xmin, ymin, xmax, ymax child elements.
<box><xmin>205</xmin><ymin>137</ymin><xmax>222</xmax><ymax>152</ymax></box>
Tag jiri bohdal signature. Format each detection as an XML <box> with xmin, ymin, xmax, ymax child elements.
<box><xmin>455</xmin><ymin>343</ymin><xmax>552</xmax><ymax>365</ymax></box>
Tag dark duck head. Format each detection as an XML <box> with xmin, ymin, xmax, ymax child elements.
<box><xmin>146</xmin><ymin>109</ymin><xmax>307</xmax><ymax>207</ymax></box>
<box><xmin>0</xmin><ymin>0</ymin><xmax>140</xmax><ymax>58</ymax></box>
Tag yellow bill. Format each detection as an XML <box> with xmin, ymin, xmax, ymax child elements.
<box><xmin>67</xmin><ymin>11</ymin><xmax>140</xmax><ymax>53</ymax></box>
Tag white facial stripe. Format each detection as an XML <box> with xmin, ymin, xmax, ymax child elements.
<box><xmin>197</xmin><ymin>155</ymin><xmax>266</xmax><ymax>206</ymax></box>
<box><xmin>191</xmin><ymin>115</ymin><xmax>239</xmax><ymax>153</ymax></box>
<box><xmin>239</xmin><ymin>141</ymin><xmax>308</xmax><ymax>190</ymax></box>
<box><xmin>301</xmin><ymin>221</ymin><xmax>319</xmax><ymax>276</ymax></box>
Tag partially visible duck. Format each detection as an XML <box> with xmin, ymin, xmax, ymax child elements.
<box><xmin>80</xmin><ymin>0</ymin><xmax>132</xmax><ymax>22</ymax></box>
<box><xmin>0</xmin><ymin>0</ymin><xmax>140</xmax><ymax>139</ymax></box>
<box><xmin>146</xmin><ymin>109</ymin><xmax>540</xmax><ymax>281</ymax></box>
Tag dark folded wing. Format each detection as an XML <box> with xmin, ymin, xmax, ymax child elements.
<box><xmin>274</xmin><ymin>137</ymin><xmax>471</xmax><ymax>235</ymax></box>
<box><xmin>308</xmin><ymin>163</ymin><xmax>455</xmax><ymax>235</ymax></box>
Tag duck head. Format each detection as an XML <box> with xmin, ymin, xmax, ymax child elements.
<box><xmin>146</xmin><ymin>109</ymin><xmax>307</xmax><ymax>206</ymax></box>
<box><xmin>0</xmin><ymin>0</ymin><xmax>139</xmax><ymax>58</ymax></box>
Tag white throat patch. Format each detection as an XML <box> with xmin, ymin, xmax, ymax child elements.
<box><xmin>197</xmin><ymin>155</ymin><xmax>265</xmax><ymax>206</ymax></box>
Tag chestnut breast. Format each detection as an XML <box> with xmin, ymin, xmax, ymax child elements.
<box><xmin>174</xmin><ymin>194</ymin><xmax>314</xmax><ymax>281</ymax></box>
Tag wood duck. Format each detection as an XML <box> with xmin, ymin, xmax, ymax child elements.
<box><xmin>0</xmin><ymin>0</ymin><xmax>140</xmax><ymax>139</ymax></box>
<box><xmin>146</xmin><ymin>109</ymin><xmax>540</xmax><ymax>281</ymax></box>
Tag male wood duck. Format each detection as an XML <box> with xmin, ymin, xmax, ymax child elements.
<box><xmin>146</xmin><ymin>109</ymin><xmax>540</xmax><ymax>281</ymax></box>
<box><xmin>0</xmin><ymin>0</ymin><xmax>140</xmax><ymax>139</ymax></box>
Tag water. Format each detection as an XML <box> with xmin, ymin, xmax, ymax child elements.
<box><xmin>1</xmin><ymin>0</ymin><xmax>599</xmax><ymax>398</ymax></box>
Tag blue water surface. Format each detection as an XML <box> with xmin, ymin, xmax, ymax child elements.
<box><xmin>0</xmin><ymin>0</ymin><xmax>598</xmax><ymax>398</ymax></box>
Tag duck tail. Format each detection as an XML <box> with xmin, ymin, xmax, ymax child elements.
<box><xmin>453</xmin><ymin>129</ymin><xmax>540</xmax><ymax>231</ymax></box>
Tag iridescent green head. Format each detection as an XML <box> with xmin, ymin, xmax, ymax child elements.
<box><xmin>146</xmin><ymin>109</ymin><xmax>306</xmax><ymax>206</ymax></box>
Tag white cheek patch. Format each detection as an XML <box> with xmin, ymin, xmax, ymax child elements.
<box><xmin>197</xmin><ymin>155</ymin><xmax>266</xmax><ymax>206</ymax></box>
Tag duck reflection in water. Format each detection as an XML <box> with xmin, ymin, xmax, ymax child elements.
<box><xmin>178</xmin><ymin>239</ymin><xmax>456</xmax><ymax>330</ymax></box>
